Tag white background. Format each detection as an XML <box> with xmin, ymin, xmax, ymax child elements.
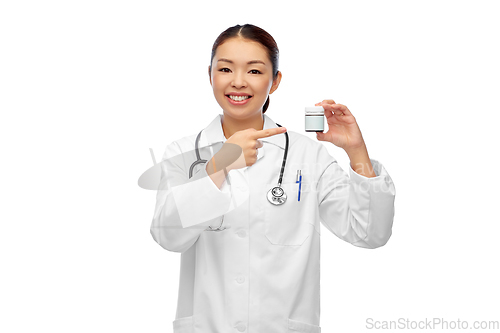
<box><xmin>1</xmin><ymin>0</ymin><xmax>499</xmax><ymax>332</ymax></box>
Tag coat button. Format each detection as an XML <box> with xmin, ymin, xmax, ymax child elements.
<box><xmin>237</xmin><ymin>230</ymin><xmax>246</xmax><ymax>238</ymax></box>
<box><xmin>236</xmin><ymin>324</ymin><xmax>246</xmax><ymax>332</ymax></box>
<box><xmin>236</xmin><ymin>276</ymin><xmax>245</xmax><ymax>284</ymax></box>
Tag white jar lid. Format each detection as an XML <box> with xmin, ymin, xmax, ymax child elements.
<box><xmin>305</xmin><ymin>106</ymin><xmax>324</xmax><ymax>114</ymax></box>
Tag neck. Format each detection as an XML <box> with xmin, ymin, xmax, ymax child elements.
<box><xmin>221</xmin><ymin>112</ymin><xmax>264</xmax><ymax>139</ymax></box>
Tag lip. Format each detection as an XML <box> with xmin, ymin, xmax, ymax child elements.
<box><xmin>226</xmin><ymin>92</ymin><xmax>252</xmax><ymax>96</ymax></box>
<box><xmin>226</xmin><ymin>95</ymin><xmax>252</xmax><ymax>105</ymax></box>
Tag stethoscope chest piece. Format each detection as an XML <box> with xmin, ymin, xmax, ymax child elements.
<box><xmin>267</xmin><ymin>185</ymin><xmax>287</xmax><ymax>206</ymax></box>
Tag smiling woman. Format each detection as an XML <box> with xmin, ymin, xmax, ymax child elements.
<box><xmin>150</xmin><ymin>23</ymin><xmax>396</xmax><ymax>333</ymax></box>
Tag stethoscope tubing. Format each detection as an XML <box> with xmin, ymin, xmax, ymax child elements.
<box><xmin>189</xmin><ymin>130</ymin><xmax>207</xmax><ymax>179</ymax></box>
<box><xmin>275</xmin><ymin>123</ymin><xmax>288</xmax><ymax>186</ymax></box>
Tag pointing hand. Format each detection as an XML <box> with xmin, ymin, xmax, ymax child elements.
<box><xmin>224</xmin><ymin>126</ymin><xmax>287</xmax><ymax>170</ymax></box>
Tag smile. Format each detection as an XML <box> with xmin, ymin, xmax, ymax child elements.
<box><xmin>226</xmin><ymin>95</ymin><xmax>252</xmax><ymax>105</ymax></box>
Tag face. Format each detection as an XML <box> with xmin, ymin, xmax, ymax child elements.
<box><xmin>209</xmin><ymin>38</ymin><xmax>281</xmax><ymax>119</ymax></box>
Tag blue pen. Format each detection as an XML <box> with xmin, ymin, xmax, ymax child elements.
<box><xmin>296</xmin><ymin>170</ymin><xmax>302</xmax><ymax>201</ymax></box>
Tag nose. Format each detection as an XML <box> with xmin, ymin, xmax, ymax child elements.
<box><xmin>231</xmin><ymin>71</ymin><xmax>247</xmax><ymax>88</ymax></box>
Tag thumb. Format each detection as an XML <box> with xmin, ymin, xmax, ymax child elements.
<box><xmin>316</xmin><ymin>131</ymin><xmax>326</xmax><ymax>141</ymax></box>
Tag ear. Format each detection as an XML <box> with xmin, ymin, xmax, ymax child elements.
<box><xmin>269</xmin><ymin>71</ymin><xmax>282</xmax><ymax>95</ymax></box>
<box><xmin>208</xmin><ymin>65</ymin><xmax>212</xmax><ymax>86</ymax></box>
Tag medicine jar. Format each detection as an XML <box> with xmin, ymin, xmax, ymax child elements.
<box><xmin>305</xmin><ymin>106</ymin><xmax>325</xmax><ymax>132</ymax></box>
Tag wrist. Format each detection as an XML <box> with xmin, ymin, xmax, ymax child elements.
<box><xmin>345</xmin><ymin>144</ymin><xmax>376</xmax><ymax>178</ymax></box>
<box><xmin>345</xmin><ymin>143</ymin><xmax>368</xmax><ymax>159</ymax></box>
<box><xmin>207</xmin><ymin>150</ymin><xmax>235</xmax><ymax>175</ymax></box>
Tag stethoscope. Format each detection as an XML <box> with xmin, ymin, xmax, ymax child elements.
<box><xmin>189</xmin><ymin>123</ymin><xmax>289</xmax><ymax>230</ymax></box>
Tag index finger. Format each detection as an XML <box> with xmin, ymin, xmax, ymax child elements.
<box><xmin>252</xmin><ymin>126</ymin><xmax>287</xmax><ymax>139</ymax></box>
<box><xmin>316</xmin><ymin>99</ymin><xmax>336</xmax><ymax>105</ymax></box>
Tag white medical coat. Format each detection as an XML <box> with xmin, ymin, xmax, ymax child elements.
<box><xmin>151</xmin><ymin>113</ymin><xmax>396</xmax><ymax>333</ymax></box>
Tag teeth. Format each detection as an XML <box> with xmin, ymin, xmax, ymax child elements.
<box><xmin>229</xmin><ymin>95</ymin><xmax>250</xmax><ymax>101</ymax></box>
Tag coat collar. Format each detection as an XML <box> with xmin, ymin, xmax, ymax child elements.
<box><xmin>201</xmin><ymin>114</ymin><xmax>286</xmax><ymax>161</ymax></box>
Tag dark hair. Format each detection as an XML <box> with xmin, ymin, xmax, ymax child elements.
<box><xmin>209</xmin><ymin>24</ymin><xmax>279</xmax><ymax>113</ymax></box>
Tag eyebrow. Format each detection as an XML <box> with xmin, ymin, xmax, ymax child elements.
<box><xmin>217</xmin><ymin>58</ymin><xmax>266</xmax><ymax>65</ymax></box>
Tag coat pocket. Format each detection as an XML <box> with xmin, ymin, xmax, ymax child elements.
<box><xmin>172</xmin><ymin>315</ymin><xmax>194</xmax><ymax>333</ymax></box>
<box><xmin>264</xmin><ymin>182</ymin><xmax>311</xmax><ymax>246</ymax></box>
<box><xmin>288</xmin><ymin>318</ymin><xmax>321</xmax><ymax>333</ymax></box>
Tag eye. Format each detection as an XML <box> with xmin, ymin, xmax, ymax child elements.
<box><xmin>249</xmin><ymin>69</ymin><xmax>262</xmax><ymax>74</ymax></box>
<box><xmin>219</xmin><ymin>68</ymin><xmax>231</xmax><ymax>73</ymax></box>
